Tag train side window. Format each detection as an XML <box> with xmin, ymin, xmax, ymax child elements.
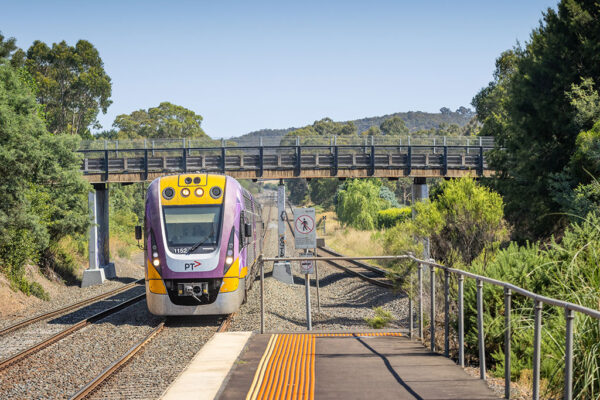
<box><xmin>239</xmin><ymin>210</ymin><xmax>245</xmax><ymax>250</ymax></box>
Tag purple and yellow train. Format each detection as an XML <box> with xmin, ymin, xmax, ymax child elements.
<box><xmin>143</xmin><ymin>173</ymin><xmax>263</xmax><ymax>315</ymax></box>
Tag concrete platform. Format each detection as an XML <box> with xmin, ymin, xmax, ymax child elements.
<box><xmin>216</xmin><ymin>332</ymin><xmax>498</xmax><ymax>400</ymax></box>
<box><xmin>161</xmin><ymin>332</ymin><xmax>252</xmax><ymax>400</ymax></box>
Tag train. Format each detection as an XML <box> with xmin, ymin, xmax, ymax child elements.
<box><xmin>142</xmin><ymin>173</ymin><xmax>263</xmax><ymax>315</ymax></box>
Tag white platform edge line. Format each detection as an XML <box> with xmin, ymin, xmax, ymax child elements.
<box><xmin>160</xmin><ymin>331</ymin><xmax>253</xmax><ymax>400</ymax></box>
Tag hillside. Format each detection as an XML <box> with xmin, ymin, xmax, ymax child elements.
<box><xmin>230</xmin><ymin>107</ymin><xmax>474</xmax><ymax>141</ymax></box>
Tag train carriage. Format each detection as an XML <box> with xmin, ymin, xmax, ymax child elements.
<box><xmin>143</xmin><ymin>173</ymin><xmax>262</xmax><ymax>315</ymax></box>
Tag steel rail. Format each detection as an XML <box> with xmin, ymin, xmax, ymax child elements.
<box><xmin>315</xmin><ymin>246</ymin><xmax>394</xmax><ymax>289</ymax></box>
<box><xmin>0</xmin><ymin>279</ymin><xmax>144</xmax><ymax>337</ymax></box>
<box><xmin>69</xmin><ymin>320</ymin><xmax>166</xmax><ymax>400</ymax></box>
<box><xmin>284</xmin><ymin>201</ymin><xmax>395</xmax><ymax>288</ymax></box>
<box><xmin>69</xmin><ymin>311</ymin><xmax>236</xmax><ymax>399</ymax></box>
<box><xmin>0</xmin><ymin>293</ymin><xmax>145</xmax><ymax>371</ymax></box>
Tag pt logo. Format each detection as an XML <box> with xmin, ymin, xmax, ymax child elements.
<box><xmin>184</xmin><ymin>261</ymin><xmax>202</xmax><ymax>270</ymax></box>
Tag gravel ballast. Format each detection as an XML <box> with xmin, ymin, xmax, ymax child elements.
<box><xmin>228</xmin><ymin>203</ymin><xmax>409</xmax><ymax>333</ymax></box>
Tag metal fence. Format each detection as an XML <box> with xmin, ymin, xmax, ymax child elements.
<box><xmin>258</xmin><ymin>253</ymin><xmax>600</xmax><ymax>400</ymax></box>
<box><xmin>79</xmin><ymin>135</ymin><xmax>495</xmax><ymax>150</ymax></box>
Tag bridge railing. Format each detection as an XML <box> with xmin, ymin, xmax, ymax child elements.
<box><xmin>259</xmin><ymin>253</ymin><xmax>599</xmax><ymax>400</ymax></box>
<box><xmin>79</xmin><ymin>135</ymin><xmax>495</xmax><ymax>150</ymax></box>
<box><xmin>78</xmin><ymin>141</ymin><xmax>495</xmax><ymax>181</ymax></box>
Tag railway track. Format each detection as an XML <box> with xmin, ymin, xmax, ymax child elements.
<box><xmin>70</xmin><ymin>312</ymin><xmax>235</xmax><ymax>400</ymax></box>
<box><xmin>0</xmin><ymin>278</ymin><xmax>144</xmax><ymax>337</ymax></box>
<box><xmin>285</xmin><ymin>202</ymin><xmax>394</xmax><ymax>289</ymax></box>
<box><xmin>0</xmin><ymin>293</ymin><xmax>146</xmax><ymax>371</ymax></box>
<box><xmin>68</xmin><ymin>199</ymin><xmax>276</xmax><ymax>400</ymax></box>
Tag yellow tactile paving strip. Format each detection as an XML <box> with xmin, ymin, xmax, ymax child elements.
<box><xmin>245</xmin><ymin>332</ymin><xmax>403</xmax><ymax>400</ymax></box>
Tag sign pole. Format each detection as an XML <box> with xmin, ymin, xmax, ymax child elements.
<box><xmin>315</xmin><ymin>246</ymin><xmax>321</xmax><ymax>313</ymax></box>
<box><xmin>277</xmin><ymin>182</ymin><xmax>286</xmax><ymax>258</ymax></box>
<box><xmin>304</xmin><ymin>248</ymin><xmax>312</xmax><ymax>331</ymax></box>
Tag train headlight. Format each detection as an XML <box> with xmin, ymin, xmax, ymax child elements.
<box><xmin>224</xmin><ymin>227</ymin><xmax>235</xmax><ymax>273</ymax></box>
<box><xmin>152</xmin><ymin>258</ymin><xmax>160</xmax><ymax>267</ymax></box>
<box><xmin>210</xmin><ymin>186</ymin><xmax>222</xmax><ymax>199</ymax></box>
<box><xmin>195</xmin><ymin>188</ymin><xmax>204</xmax><ymax>197</ymax></box>
<box><xmin>181</xmin><ymin>188</ymin><xmax>191</xmax><ymax>197</ymax></box>
<box><xmin>152</xmin><ymin>251</ymin><xmax>159</xmax><ymax>259</ymax></box>
<box><xmin>162</xmin><ymin>187</ymin><xmax>175</xmax><ymax>200</ymax></box>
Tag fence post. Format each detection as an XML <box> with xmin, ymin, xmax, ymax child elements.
<box><xmin>533</xmin><ymin>300</ymin><xmax>542</xmax><ymax>400</ymax></box>
<box><xmin>144</xmin><ymin>148</ymin><xmax>149</xmax><ymax>181</ymax></box>
<box><xmin>418</xmin><ymin>264</ymin><xmax>423</xmax><ymax>340</ymax></box>
<box><xmin>444</xmin><ymin>270</ymin><xmax>450</xmax><ymax>357</ymax></box>
<box><xmin>504</xmin><ymin>288</ymin><xmax>512</xmax><ymax>399</ymax></box>
<box><xmin>443</xmin><ymin>145</ymin><xmax>448</xmax><ymax>176</ymax></box>
<box><xmin>564</xmin><ymin>308</ymin><xmax>574</xmax><ymax>400</ymax></box>
<box><xmin>477</xmin><ymin>279</ymin><xmax>486</xmax><ymax>380</ymax></box>
<box><xmin>458</xmin><ymin>275</ymin><xmax>464</xmax><ymax>367</ymax></box>
<box><xmin>182</xmin><ymin>148</ymin><xmax>187</xmax><ymax>172</ymax></box>
<box><xmin>478</xmin><ymin>145</ymin><xmax>484</xmax><ymax>176</ymax></box>
<box><xmin>221</xmin><ymin>145</ymin><xmax>226</xmax><ymax>173</ymax></box>
<box><xmin>408</xmin><ymin>295</ymin><xmax>413</xmax><ymax>339</ymax></box>
<box><xmin>430</xmin><ymin>265</ymin><xmax>436</xmax><ymax>351</ymax></box>
<box><xmin>370</xmin><ymin>143</ymin><xmax>375</xmax><ymax>176</ymax></box>
<box><xmin>260</xmin><ymin>257</ymin><xmax>265</xmax><ymax>334</ymax></box>
<box><xmin>104</xmin><ymin>149</ymin><xmax>109</xmax><ymax>182</ymax></box>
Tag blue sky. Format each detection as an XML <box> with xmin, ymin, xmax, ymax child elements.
<box><xmin>2</xmin><ymin>1</ymin><xmax>557</xmax><ymax>138</ymax></box>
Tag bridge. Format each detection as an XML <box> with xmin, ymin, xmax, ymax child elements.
<box><xmin>78</xmin><ymin>136</ymin><xmax>495</xmax><ymax>183</ymax></box>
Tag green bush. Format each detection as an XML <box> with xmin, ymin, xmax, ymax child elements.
<box><xmin>336</xmin><ymin>179</ymin><xmax>389</xmax><ymax>230</ymax></box>
<box><xmin>458</xmin><ymin>214</ymin><xmax>600</xmax><ymax>398</ymax></box>
<box><xmin>376</xmin><ymin>207</ymin><xmax>411</xmax><ymax>229</ymax></box>
<box><xmin>365</xmin><ymin>307</ymin><xmax>394</xmax><ymax>329</ymax></box>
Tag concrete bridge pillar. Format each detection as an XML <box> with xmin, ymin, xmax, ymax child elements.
<box><xmin>412</xmin><ymin>177</ymin><xmax>430</xmax><ymax>259</ymax></box>
<box><xmin>81</xmin><ymin>183</ymin><xmax>116</xmax><ymax>287</ymax></box>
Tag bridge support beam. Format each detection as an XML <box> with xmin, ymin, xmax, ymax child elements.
<box><xmin>82</xmin><ymin>183</ymin><xmax>116</xmax><ymax>287</ymax></box>
<box><xmin>411</xmin><ymin>177</ymin><xmax>430</xmax><ymax>259</ymax></box>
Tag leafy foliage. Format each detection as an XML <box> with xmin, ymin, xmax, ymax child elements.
<box><xmin>285</xmin><ymin>179</ymin><xmax>308</xmax><ymax>205</ymax></box>
<box><xmin>113</xmin><ymin>102</ymin><xmax>212</xmax><ymax>140</ymax></box>
<box><xmin>0</xmin><ymin>62</ymin><xmax>88</xmax><ymax>296</ymax></box>
<box><xmin>459</xmin><ymin>214</ymin><xmax>600</xmax><ymax>398</ymax></box>
<box><xmin>15</xmin><ymin>39</ymin><xmax>112</xmax><ymax>137</ymax></box>
<box><xmin>336</xmin><ymin>179</ymin><xmax>389</xmax><ymax>230</ymax></box>
<box><xmin>376</xmin><ymin>207</ymin><xmax>411</xmax><ymax>229</ymax></box>
<box><xmin>474</xmin><ymin>1</ymin><xmax>600</xmax><ymax>240</ymax></box>
<box><xmin>380</xmin><ymin>115</ymin><xmax>408</xmax><ymax>136</ymax></box>
<box><xmin>308</xmin><ymin>179</ymin><xmax>340</xmax><ymax>209</ymax></box>
<box><xmin>365</xmin><ymin>307</ymin><xmax>394</xmax><ymax>329</ymax></box>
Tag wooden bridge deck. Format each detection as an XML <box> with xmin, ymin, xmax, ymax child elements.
<box><xmin>79</xmin><ymin>145</ymin><xmax>493</xmax><ymax>183</ymax></box>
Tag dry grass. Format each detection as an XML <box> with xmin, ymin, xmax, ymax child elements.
<box><xmin>317</xmin><ymin>211</ymin><xmax>387</xmax><ymax>266</ymax></box>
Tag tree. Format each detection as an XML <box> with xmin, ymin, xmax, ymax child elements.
<box><xmin>17</xmin><ymin>40</ymin><xmax>112</xmax><ymax>137</ymax></box>
<box><xmin>474</xmin><ymin>1</ymin><xmax>600</xmax><ymax>240</ymax></box>
<box><xmin>0</xmin><ymin>63</ymin><xmax>88</xmax><ymax>291</ymax></box>
<box><xmin>285</xmin><ymin>179</ymin><xmax>308</xmax><ymax>205</ymax></box>
<box><xmin>113</xmin><ymin>102</ymin><xmax>211</xmax><ymax>140</ymax></box>
<box><xmin>0</xmin><ymin>32</ymin><xmax>17</xmax><ymax>59</ymax></box>
<box><xmin>308</xmin><ymin>179</ymin><xmax>340</xmax><ymax>209</ymax></box>
<box><xmin>380</xmin><ymin>116</ymin><xmax>409</xmax><ymax>136</ymax></box>
<box><xmin>287</xmin><ymin>118</ymin><xmax>357</xmax><ymax>138</ymax></box>
<box><xmin>361</xmin><ymin>125</ymin><xmax>381</xmax><ymax>136</ymax></box>
<box><xmin>336</xmin><ymin>179</ymin><xmax>389</xmax><ymax>230</ymax></box>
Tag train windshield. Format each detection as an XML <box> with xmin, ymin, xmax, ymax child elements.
<box><xmin>162</xmin><ymin>205</ymin><xmax>222</xmax><ymax>254</ymax></box>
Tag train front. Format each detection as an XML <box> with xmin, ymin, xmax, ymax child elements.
<box><xmin>144</xmin><ymin>173</ymin><xmax>244</xmax><ymax>315</ymax></box>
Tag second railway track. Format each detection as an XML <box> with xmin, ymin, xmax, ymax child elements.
<box><xmin>285</xmin><ymin>201</ymin><xmax>395</xmax><ymax>289</ymax></box>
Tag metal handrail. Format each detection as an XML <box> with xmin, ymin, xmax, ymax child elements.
<box><xmin>259</xmin><ymin>253</ymin><xmax>598</xmax><ymax>400</ymax></box>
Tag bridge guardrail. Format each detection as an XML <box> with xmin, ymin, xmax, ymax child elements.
<box><xmin>259</xmin><ymin>253</ymin><xmax>599</xmax><ymax>400</ymax></box>
<box><xmin>79</xmin><ymin>135</ymin><xmax>495</xmax><ymax>150</ymax></box>
<box><xmin>78</xmin><ymin>142</ymin><xmax>495</xmax><ymax>181</ymax></box>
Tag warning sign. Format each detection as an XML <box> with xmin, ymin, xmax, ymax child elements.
<box><xmin>293</xmin><ymin>208</ymin><xmax>316</xmax><ymax>249</ymax></box>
